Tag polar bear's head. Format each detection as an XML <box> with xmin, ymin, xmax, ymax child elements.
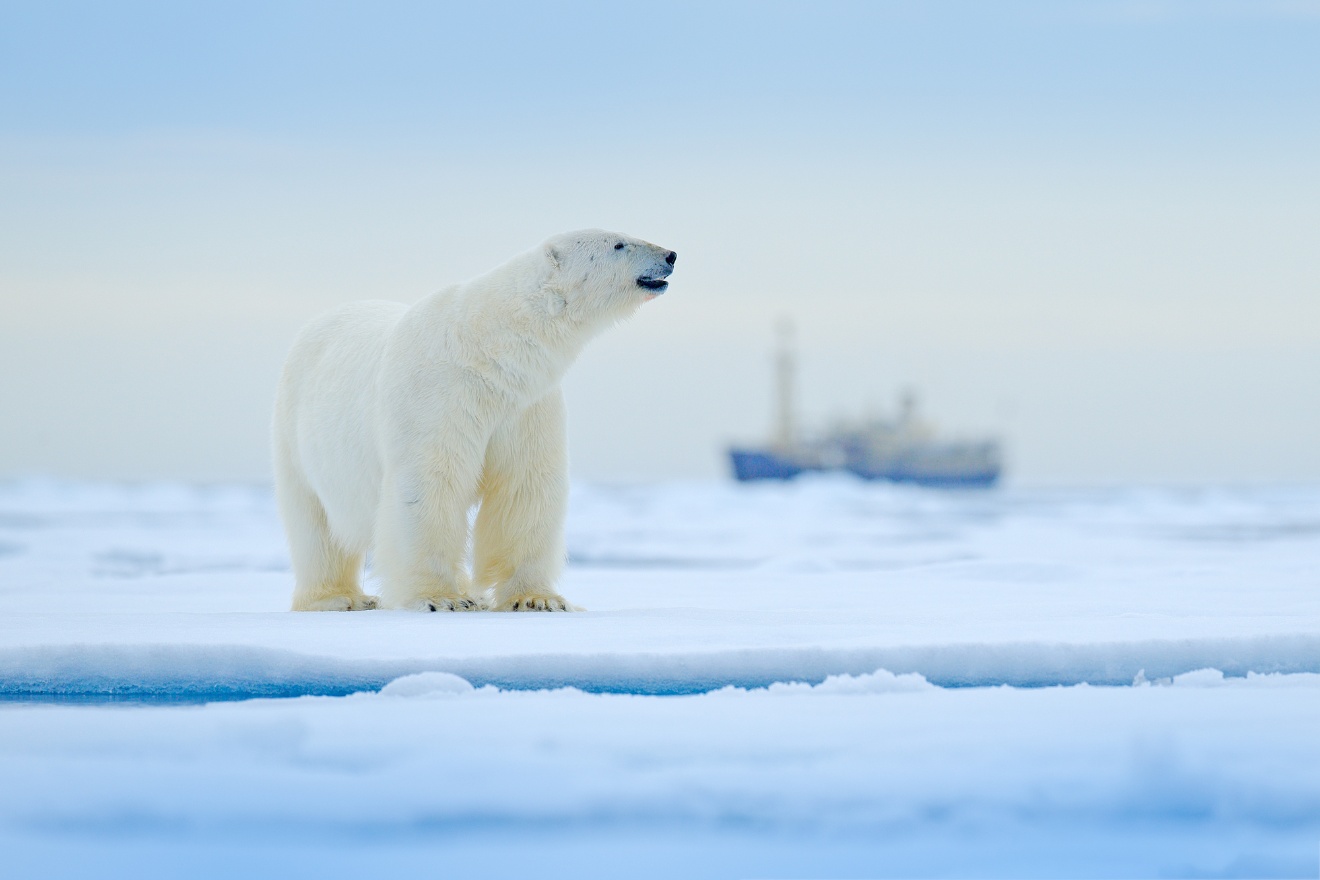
<box><xmin>540</xmin><ymin>229</ymin><xmax>677</xmax><ymax>324</ymax></box>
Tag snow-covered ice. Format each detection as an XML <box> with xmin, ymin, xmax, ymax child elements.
<box><xmin>1</xmin><ymin>477</ymin><xmax>1318</xmax><ymax>877</ymax></box>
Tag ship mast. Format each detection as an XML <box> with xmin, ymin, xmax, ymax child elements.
<box><xmin>774</xmin><ymin>319</ymin><xmax>796</xmax><ymax>448</ymax></box>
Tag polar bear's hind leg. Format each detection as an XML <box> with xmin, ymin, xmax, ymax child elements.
<box><xmin>276</xmin><ymin>463</ymin><xmax>378</xmax><ymax>612</ymax></box>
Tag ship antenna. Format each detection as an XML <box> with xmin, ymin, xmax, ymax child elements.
<box><xmin>774</xmin><ymin>318</ymin><xmax>796</xmax><ymax>448</ymax></box>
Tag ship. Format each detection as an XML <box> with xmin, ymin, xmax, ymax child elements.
<box><xmin>727</xmin><ymin>324</ymin><xmax>1003</xmax><ymax>487</ymax></box>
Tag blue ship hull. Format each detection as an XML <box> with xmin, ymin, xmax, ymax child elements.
<box><xmin>728</xmin><ymin>448</ymin><xmax>1000</xmax><ymax>488</ymax></box>
<box><xmin>728</xmin><ymin>449</ymin><xmax>813</xmax><ymax>481</ymax></box>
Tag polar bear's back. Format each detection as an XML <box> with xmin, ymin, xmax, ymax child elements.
<box><xmin>273</xmin><ymin>300</ymin><xmax>408</xmax><ymax>550</ymax></box>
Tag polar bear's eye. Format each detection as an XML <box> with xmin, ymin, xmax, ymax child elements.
<box><xmin>614</xmin><ymin>242</ymin><xmax>624</xmax><ymax>250</ymax></box>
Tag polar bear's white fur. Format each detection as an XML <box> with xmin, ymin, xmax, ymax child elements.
<box><xmin>272</xmin><ymin>230</ymin><xmax>676</xmax><ymax>612</ymax></box>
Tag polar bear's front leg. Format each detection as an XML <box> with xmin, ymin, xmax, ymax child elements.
<box><xmin>374</xmin><ymin>460</ymin><xmax>486</xmax><ymax>612</ymax></box>
<box><xmin>474</xmin><ymin>391</ymin><xmax>581</xmax><ymax>612</ymax></box>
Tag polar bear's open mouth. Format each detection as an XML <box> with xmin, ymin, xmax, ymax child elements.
<box><xmin>636</xmin><ymin>276</ymin><xmax>668</xmax><ymax>293</ymax></box>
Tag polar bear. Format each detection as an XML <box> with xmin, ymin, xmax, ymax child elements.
<box><xmin>272</xmin><ymin>230</ymin><xmax>676</xmax><ymax>612</ymax></box>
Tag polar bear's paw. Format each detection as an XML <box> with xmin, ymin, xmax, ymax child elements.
<box><xmin>409</xmin><ymin>594</ymin><xmax>487</xmax><ymax>613</ymax></box>
<box><xmin>295</xmin><ymin>594</ymin><xmax>380</xmax><ymax>612</ymax></box>
<box><xmin>498</xmin><ymin>594</ymin><xmax>582</xmax><ymax>612</ymax></box>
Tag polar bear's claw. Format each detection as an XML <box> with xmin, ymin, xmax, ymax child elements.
<box><xmin>500</xmin><ymin>594</ymin><xmax>582</xmax><ymax>612</ymax></box>
<box><xmin>297</xmin><ymin>594</ymin><xmax>379</xmax><ymax>612</ymax></box>
<box><xmin>415</xmin><ymin>595</ymin><xmax>486</xmax><ymax>612</ymax></box>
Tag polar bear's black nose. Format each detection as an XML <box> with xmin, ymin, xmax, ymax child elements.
<box><xmin>665</xmin><ymin>251</ymin><xmax>677</xmax><ymax>266</ymax></box>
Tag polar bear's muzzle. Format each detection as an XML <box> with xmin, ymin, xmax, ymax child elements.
<box><xmin>636</xmin><ymin>249</ymin><xmax>677</xmax><ymax>294</ymax></box>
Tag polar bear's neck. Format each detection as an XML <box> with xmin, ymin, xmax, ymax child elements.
<box><xmin>417</xmin><ymin>259</ymin><xmax>610</xmax><ymax>404</ymax></box>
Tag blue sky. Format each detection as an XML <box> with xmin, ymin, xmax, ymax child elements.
<box><xmin>2</xmin><ymin>1</ymin><xmax>1318</xmax><ymax>483</ymax></box>
<box><xmin>6</xmin><ymin>2</ymin><xmax>1317</xmax><ymax>149</ymax></box>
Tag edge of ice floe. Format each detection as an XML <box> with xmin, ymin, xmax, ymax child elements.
<box><xmin>3</xmin><ymin>633</ymin><xmax>1320</xmax><ymax>700</ymax></box>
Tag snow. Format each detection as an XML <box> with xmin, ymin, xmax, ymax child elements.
<box><xmin>1</xmin><ymin>477</ymin><xmax>1319</xmax><ymax>877</ymax></box>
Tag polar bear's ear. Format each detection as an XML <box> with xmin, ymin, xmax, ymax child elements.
<box><xmin>543</xmin><ymin>243</ymin><xmax>562</xmax><ymax>270</ymax></box>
